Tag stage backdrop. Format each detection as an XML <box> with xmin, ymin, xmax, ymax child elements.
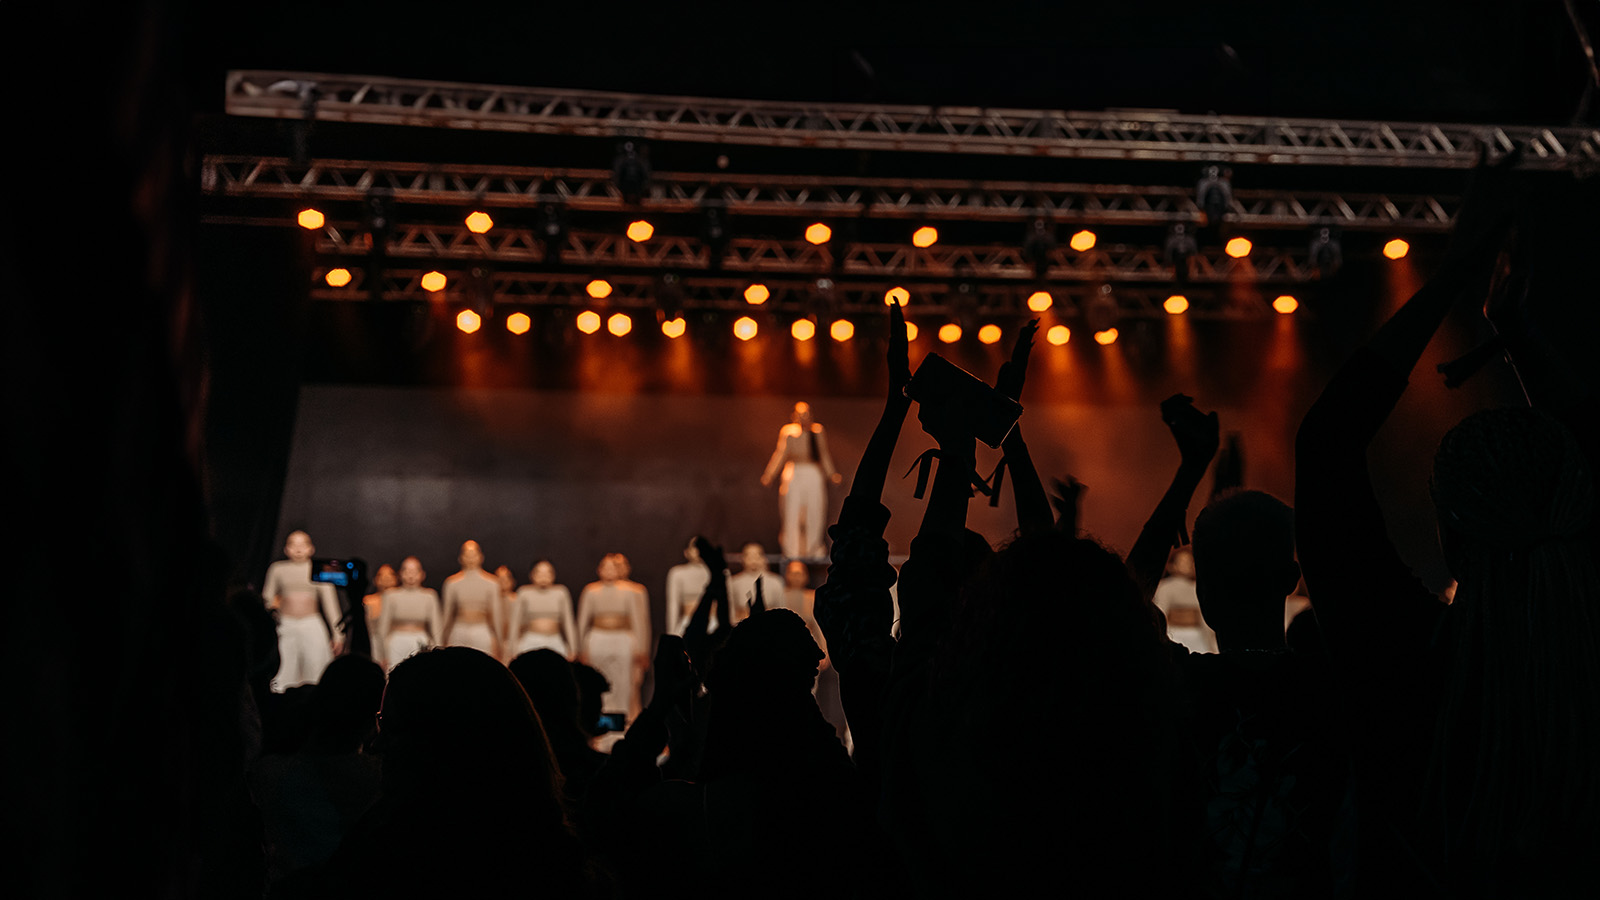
<box><xmin>276</xmin><ymin>359</ymin><xmax>1516</xmax><ymax>634</ymax></box>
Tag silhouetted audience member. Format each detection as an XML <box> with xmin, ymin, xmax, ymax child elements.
<box><xmin>251</xmin><ymin>655</ymin><xmax>385</xmax><ymax>883</ymax></box>
<box><xmin>572</xmin><ymin>661</ymin><xmax>611</xmax><ymax>739</ymax></box>
<box><xmin>509</xmin><ymin>649</ymin><xmax>609</xmax><ymax>816</ymax></box>
<box><xmin>1180</xmin><ymin>490</ymin><xmax>1351</xmax><ymax>898</ymax></box>
<box><xmin>273</xmin><ymin>647</ymin><xmax>596</xmax><ymax>898</ymax></box>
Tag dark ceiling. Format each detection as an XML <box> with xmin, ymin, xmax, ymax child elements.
<box><xmin>188</xmin><ymin>0</ymin><xmax>1595</xmax><ymax>125</ymax></box>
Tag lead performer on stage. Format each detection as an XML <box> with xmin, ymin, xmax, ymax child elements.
<box><xmin>576</xmin><ymin>553</ymin><xmax>651</xmax><ymax>721</ymax></box>
<box><xmin>760</xmin><ymin>401</ymin><xmax>841</xmax><ymax>560</ymax></box>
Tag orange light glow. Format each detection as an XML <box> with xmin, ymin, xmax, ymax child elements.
<box><xmin>1094</xmin><ymin>328</ymin><xmax>1119</xmax><ymax>345</ymax></box>
<box><xmin>791</xmin><ymin>319</ymin><xmax>816</xmax><ymax>341</ymax></box>
<box><xmin>626</xmin><ymin>220</ymin><xmax>654</xmax><ymax>242</ymax></box>
<box><xmin>978</xmin><ymin>324</ymin><xmax>1002</xmax><ymax>344</ymax></box>
<box><xmin>297</xmin><ymin>208</ymin><xmax>325</xmax><ymax>230</ymax></box>
<box><xmin>465</xmin><ymin>211</ymin><xmax>494</xmax><ymax>234</ymax></box>
<box><xmin>1046</xmin><ymin>325</ymin><xmax>1071</xmax><ymax>345</ymax></box>
<box><xmin>733</xmin><ymin>316</ymin><xmax>758</xmax><ymax>341</ymax></box>
<box><xmin>586</xmin><ymin>279</ymin><xmax>613</xmax><ymax>299</ymax></box>
<box><xmin>744</xmin><ymin>283</ymin><xmax>770</xmax><ymax>305</ymax></box>
<box><xmin>607</xmin><ymin>313</ymin><xmax>633</xmax><ymax>336</ymax></box>
<box><xmin>456</xmin><ymin>309</ymin><xmax>482</xmax><ymax>334</ymax></box>
<box><xmin>912</xmin><ymin>226</ymin><xmax>939</xmax><ymax>248</ymax></box>
<box><xmin>324</xmin><ymin>268</ymin><xmax>352</xmax><ymax>287</ymax></box>
<box><xmin>1069</xmin><ymin>229</ymin><xmax>1097</xmax><ymax>252</ymax></box>
<box><xmin>805</xmin><ymin>223</ymin><xmax>833</xmax><ymax>245</ymax></box>
<box><xmin>1225</xmin><ymin>237</ymin><xmax>1252</xmax><ymax>258</ymax></box>
<box><xmin>938</xmin><ymin>323</ymin><xmax>962</xmax><ymax>343</ymax></box>
<box><xmin>1164</xmin><ymin>294</ymin><xmax>1189</xmax><ymax>315</ymax></box>
<box><xmin>505</xmin><ymin>312</ymin><xmax>531</xmax><ymax>335</ymax></box>
<box><xmin>904</xmin><ymin>321</ymin><xmax>919</xmax><ymax>341</ymax></box>
<box><xmin>830</xmin><ymin>319</ymin><xmax>855</xmax><ymax>342</ymax></box>
<box><xmin>661</xmin><ymin>316</ymin><xmax>686</xmax><ymax>338</ymax></box>
<box><xmin>576</xmin><ymin>310</ymin><xmax>602</xmax><ymax>334</ymax></box>
<box><xmin>1273</xmin><ymin>295</ymin><xmax>1299</xmax><ymax>314</ymax></box>
<box><xmin>1383</xmin><ymin>238</ymin><xmax>1410</xmax><ymax>260</ymax></box>
<box><xmin>1027</xmin><ymin>291</ymin><xmax>1053</xmax><ymax>312</ymax></box>
<box><xmin>420</xmin><ymin>271</ymin><xmax>447</xmax><ymax>292</ymax></box>
<box><xmin>885</xmin><ymin>286</ymin><xmax>910</xmax><ymax>306</ymax></box>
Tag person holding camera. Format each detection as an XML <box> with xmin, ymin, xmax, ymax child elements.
<box><xmin>760</xmin><ymin>401</ymin><xmax>842</xmax><ymax>560</ymax></box>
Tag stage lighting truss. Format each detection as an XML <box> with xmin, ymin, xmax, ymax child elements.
<box><xmin>203</xmin><ymin>156</ymin><xmax>1461</xmax><ymax>232</ymax></box>
<box><xmin>290</xmin><ymin>219</ymin><xmax>1318</xmax><ymax>284</ymax></box>
<box><xmin>307</xmin><ymin>268</ymin><xmax>1297</xmax><ymax>320</ymax></box>
<box><xmin>226</xmin><ymin>71</ymin><xmax>1598</xmax><ymax>170</ymax></box>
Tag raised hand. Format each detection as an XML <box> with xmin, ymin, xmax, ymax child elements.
<box><xmin>695</xmin><ymin>537</ymin><xmax>727</xmax><ymax>576</ymax></box>
<box><xmin>888</xmin><ymin>299</ymin><xmax>912</xmax><ymax>395</ymax></box>
<box><xmin>1050</xmin><ymin>476</ymin><xmax>1086</xmax><ymax>535</ymax></box>
<box><xmin>1160</xmin><ymin>393</ymin><xmax>1220</xmax><ymax>472</ymax></box>
<box><xmin>995</xmin><ymin>318</ymin><xmax>1040</xmax><ymax>402</ymax></box>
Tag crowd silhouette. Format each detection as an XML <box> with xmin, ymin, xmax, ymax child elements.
<box><xmin>123</xmin><ymin>150</ymin><xmax>1600</xmax><ymax>898</ymax></box>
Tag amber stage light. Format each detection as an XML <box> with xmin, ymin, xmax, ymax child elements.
<box><xmin>1094</xmin><ymin>328</ymin><xmax>1119</xmax><ymax>345</ymax></box>
<box><xmin>1383</xmin><ymin>238</ymin><xmax>1410</xmax><ymax>260</ymax></box>
<box><xmin>733</xmin><ymin>316</ymin><xmax>758</xmax><ymax>341</ymax></box>
<box><xmin>607</xmin><ymin>313</ymin><xmax>633</xmax><ymax>336</ymax></box>
<box><xmin>791</xmin><ymin>319</ymin><xmax>816</xmax><ymax>341</ymax></box>
<box><xmin>1273</xmin><ymin>295</ymin><xmax>1299</xmax><ymax>314</ymax></box>
<box><xmin>465</xmin><ymin>211</ymin><xmax>494</xmax><ymax>234</ymax></box>
<box><xmin>805</xmin><ymin>223</ymin><xmax>832</xmax><ymax>245</ymax></box>
<box><xmin>420</xmin><ymin>271</ymin><xmax>447</xmax><ymax>292</ymax></box>
<box><xmin>912</xmin><ymin>226</ymin><xmax>939</xmax><ymax>248</ymax></box>
<box><xmin>1163</xmin><ymin>295</ymin><xmax>1189</xmax><ymax>315</ymax></box>
<box><xmin>977</xmin><ymin>324</ymin><xmax>1002</xmax><ymax>344</ymax></box>
<box><xmin>938</xmin><ymin>323</ymin><xmax>962</xmax><ymax>343</ymax></box>
<box><xmin>505</xmin><ymin>312</ymin><xmax>531</xmax><ymax>335</ymax></box>
<box><xmin>576</xmin><ymin>310</ymin><xmax>602</xmax><ymax>334</ymax></box>
<box><xmin>830</xmin><ymin>319</ymin><xmax>855</xmax><ymax>342</ymax></box>
<box><xmin>586</xmin><ymin>279</ymin><xmax>613</xmax><ymax>299</ymax></box>
<box><xmin>661</xmin><ymin>316</ymin><xmax>686</xmax><ymax>338</ymax></box>
<box><xmin>297</xmin><ymin>208</ymin><xmax>325</xmax><ymax>230</ymax></box>
<box><xmin>1225</xmin><ymin>237</ymin><xmax>1252</xmax><ymax>258</ymax></box>
<box><xmin>626</xmin><ymin>220</ymin><xmax>654</xmax><ymax>242</ymax></box>
<box><xmin>455</xmin><ymin>309</ymin><xmax>481</xmax><ymax>333</ymax></box>
<box><xmin>1069</xmin><ymin>229</ymin><xmax>1096</xmax><ymax>252</ymax></box>
<box><xmin>1046</xmin><ymin>325</ymin><xmax>1070</xmax><ymax>345</ymax></box>
<box><xmin>744</xmin><ymin>283</ymin><xmax>770</xmax><ymax>305</ymax></box>
<box><xmin>885</xmin><ymin>286</ymin><xmax>911</xmax><ymax>306</ymax></box>
<box><xmin>324</xmin><ymin>268</ymin><xmax>352</xmax><ymax>287</ymax></box>
<box><xmin>1027</xmin><ymin>291</ymin><xmax>1053</xmax><ymax>312</ymax></box>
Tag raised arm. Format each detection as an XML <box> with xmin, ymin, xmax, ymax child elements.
<box><xmin>317</xmin><ymin>583</ymin><xmax>344</xmax><ymax>652</ymax></box>
<box><xmin>815</xmin><ymin>426</ymin><xmax>841</xmax><ymax>483</ymax></box>
<box><xmin>1126</xmin><ymin>394</ymin><xmax>1219</xmax><ymax>604</ymax></box>
<box><xmin>426</xmin><ymin>590</ymin><xmax>443</xmax><ymax>645</ymax></box>
<box><xmin>574</xmin><ymin>586</ymin><xmax>594</xmax><ymax>662</ymax></box>
<box><xmin>439</xmin><ymin>579</ymin><xmax>458</xmax><ymax>645</ymax></box>
<box><xmin>665</xmin><ymin>570</ymin><xmax>684</xmax><ymax>637</ymax></box>
<box><xmin>559</xmin><ymin>587</ymin><xmax>578</xmax><ymax>660</ymax></box>
<box><xmin>376</xmin><ymin>588</ymin><xmax>395</xmax><ymax>664</ymax></box>
<box><xmin>632</xmin><ymin>585</ymin><xmax>652</xmax><ymax>667</ymax></box>
<box><xmin>996</xmin><ymin>319</ymin><xmax>1052</xmax><ymax>533</ymax></box>
<box><xmin>761</xmin><ymin>430</ymin><xmax>789</xmax><ymax>487</ymax></box>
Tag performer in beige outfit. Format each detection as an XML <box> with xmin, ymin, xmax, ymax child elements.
<box><xmin>577</xmin><ymin>553</ymin><xmax>652</xmax><ymax>719</ymax></box>
<box><xmin>508</xmin><ymin>560</ymin><xmax>577</xmax><ymax>658</ymax></box>
<box><xmin>727</xmin><ymin>542</ymin><xmax>786</xmax><ymax>623</ymax></box>
<box><xmin>665</xmin><ymin>537</ymin><xmax>713</xmax><ymax>636</ymax></box>
<box><xmin>377</xmin><ymin>556</ymin><xmax>443</xmax><ymax>671</ymax></box>
<box><xmin>263</xmin><ymin>530</ymin><xmax>345</xmax><ymax>692</ymax></box>
<box><xmin>441</xmin><ymin>540</ymin><xmax>503</xmax><ymax>658</ymax></box>
<box><xmin>761</xmin><ymin>402</ymin><xmax>841</xmax><ymax>560</ymax></box>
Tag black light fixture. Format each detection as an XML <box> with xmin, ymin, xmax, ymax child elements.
<box><xmin>701</xmin><ymin>201</ymin><xmax>730</xmax><ymax>270</ymax></box>
<box><xmin>1022</xmin><ymin>218</ymin><xmax>1058</xmax><ymax>279</ymax></box>
<box><xmin>612</xmin><ymin>140</ymin><xmax>652</xmax><ymax>205</ymax></box>
<box><xmin>1164</xmin><ymin>222</ymin><xmax>1199</xmax><ymax>282</ymax></box>
<box><xmin>1196</xmin><ymin>165</ymin><xmax>1233</xmax><ymax>227</ymax></box>
<box><xmin>654</xmin><ymin>271</ymin><xmax>685</xmax><ymax>322</ymax></box>
<box><xmin>537</xmin><ymin>203</ymin><xmax>569</xmax><ymax>262</ymax></box>
<box><xmin>1308</xmin><ymin>225</ymin><xmax>1343</xmax><ymax>279</ymax></box>
<box><xmin>363</xmin><ymin>186</ymin><xmax>395</xmax><ymax>303</ymax></box>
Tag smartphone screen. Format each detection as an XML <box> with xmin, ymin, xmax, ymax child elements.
<box><xmin>311</xmin><ymin>557</ymin><xmax>361</xmax><ymax>588</ymax></box>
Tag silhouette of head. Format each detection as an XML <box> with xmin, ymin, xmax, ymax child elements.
<box><xmin>508</xmin><ymin>650</ymin><xmax>584</xmax><ymax>749</ymax></box>
<box><xmin>376</xmin><ymin>647</ymin><xmax>563</xmax><ymax>822</ymax></box>
<box><xmin>1191</xmin><ymin>490</ymin><xmax>1299</xmax><ymax>644</ymax></box>
<box><xmin>309</xmin><ymin>655</ymin><xmax>385</xmax><ymax>752</ymax></box>
<box><xmin>706</xmin><ymin>608</ymin><xmax>822</xmax><ymax>700</ymax></box>
<box><xmin>569</xmin><ymin>662</ymin><xmax>610</xmax><ymax>737</ymax></box>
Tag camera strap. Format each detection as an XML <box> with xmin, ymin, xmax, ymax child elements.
<box><xmin>904</xmin><ymin>450</ymin><xmax>1008</xmax><ymax>507</ymax></box>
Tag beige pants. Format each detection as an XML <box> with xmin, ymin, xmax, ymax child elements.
<box><xmin>586</xmin><ymin>628</ymin><xmax>636</xmax><ymax>716</ymax></box>
<box><xmin>273</xmin><ymin>614</ymin><xmax>332</xmax><ymax>692</ymax></box>
<box><xmin>781</xmin><ymin>462</ymin><xmax>826</xmax><ymax>559</ymax></box>
<box><xmin>385</xmin><ymin>630</ymin><xmax>431</xmax><ymax>672</ymax></box>
<box><xmin>449</xmin><ymin>621</ymin><xmax>497</xmax><ymax>655</ymax></box>
<box><xmin>516</xmin><ymin>631</ymin><xmax>569</xmax><ymax>657</ymax></box>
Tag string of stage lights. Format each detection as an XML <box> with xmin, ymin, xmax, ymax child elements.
<box><xmin>292</xmin><ymin>202</ymin><xmax>1412</xmax><ymax>344</ymax></box>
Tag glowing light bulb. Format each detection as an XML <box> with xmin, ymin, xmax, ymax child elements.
<box><xmin>830</xmin><ymin>319</ymin><xmax>855</xmax><ymax>342</ymax></box>
<box><xmin>904</xmin><ymin>322</ymin><xmax>919</xmax><ymax>341</ymax></box>
<box><xmin>297</xmin><ymin>208</ymin><xmax>325</xmax><ymax>230</ymax></box>
<box><xmin>733</xmin><ymin>316</ymin><xmax>758</xmax><ymax>341</ymax></box>
<box><xmin>661</xmin><ymin>317</ymin><xmax>686</xmax><ymax>338</ymax></box>
<box><xmin>324</xmin><ymin>268</ymin><xmax>352</xmax><ymax>287</ymax></box>
<box><xmin>1069</xmin><ymin>229</ymin><xmax>1097</xmax><ymax>252</ymax></box>
<box><xmin>1027</xmin><ymin>291</ymin><xmax>1053</xmax><ymax>312</ymax></box>
<box><xmin>420</xmin><ymin>271</ymin><xmax>447</xmax><ymax>292</ymax></box>
<box><xmin>586</xmin><ymin>279</ymin><xmax>613</xmax><ymax>299</ymax></box>
<box><xmin>465</xmin><ymin>211</ymin><xmax>494</xmax><ymax>234</ymax></box>
<box><xmin>626</xmin><ymin>220</ymin><xmax>654</xmax><ymax>242</ymax></box>
<box><xmin>1273</xmin><ymin>295</ymin><xmax>1299</xmax><ymax>314</ymax></box>
<box><xmin>1163</xmin><ymin>295</ymin><xmax>1189</xmax><ymax>315</ymax></box>
<box><xmin>455</xmin><ymin>309</ymin><xmax>481</xmax><ymax>334</ymax></box>
<box><xmin>1094</xmin><ymin>328</ymin><xmax>1119</xmax><ymax>345</ymax></box>
<box><xmin>744</xmin><ymin>283</ymin><xmax>770</xmax><ymax>305</ymax></box>
<box><xmin>505</xmin><ymin>312</ymin><xmax>531</xmax><ymax>335</ymax></box>
<box><xmin>1225</xmin><ymin>237</ymin><xmax>1252</xmax><ymax>258</ymax></box>
<box><xmin>576</xmin><ymin>310</ymin><xmax>602</xmax><ymax>334</ymax></box>
<box><xmin>938</xmin><ymin>323</ymin><xmax>962</xmax><ymax>343</ymax></box>
<box><xmin>805</xmin><ymin>223</ymin><xmax>832</xmax><ymax>245</ymax></box>
<box><xmin>912</xmin><ymin>226</ymin><xmax>938</xmax><ymax>248</ymax></box>
<box><xmin>1383</xmin><ymin>238</ymin><xmax>1410</xmax><ymax>260</ymax></box>
<box><xmin>885</xmin><ymin>286</ymin><xmax>910</xmax><ymax>306</ymax></box>
<box><xmin>607</xmin><ymin>313</ymin><xmax>633</xmax><ymax>336</ymax></box>
<box><xmin>1047</xmin><ymin>325</ymin><xmax>1071</xmax><ymax>345</ymax></box>
<box><xmin>977</xmin><ymin>324</ymin><xmax>1002</xmax><ymax>344</ymax></box>
<box><xmin>791</xmin><ymin>319</ymin><xmax>816</xmax><ymax>341</ymax></box>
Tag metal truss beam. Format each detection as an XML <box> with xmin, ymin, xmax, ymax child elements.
<box><xmin>293</xmin><ymin>221</ymin><xmax>1314</xmax><ymax>284</ymax></box>
<box><xmin>227</xmin><ymin>70</ymin><xmax>1599</xmax><ymax>170</ymax></box>
<box><xmin>203</xmin><ymin>155</ymin><xmax>1458</xmax><ymax>231</ymax></box>
<box><xmin>305</xmin><ymin>268</ymin><xmax>1290</xmax><ymax>321</ymax></box>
